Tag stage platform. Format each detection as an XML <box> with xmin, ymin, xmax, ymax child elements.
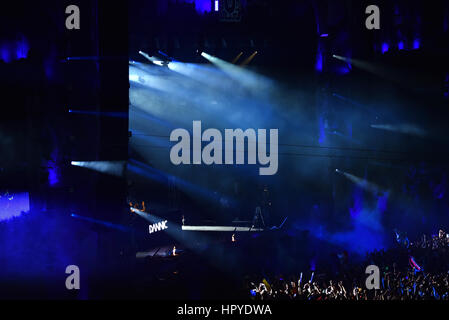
<box><xmin>182</xmin><ymin>225</ymin><xmax>264</xmax><ymax>232</ymax></box>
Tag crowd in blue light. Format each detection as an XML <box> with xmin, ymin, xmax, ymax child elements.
<box><xmin>248</xmin><ymin>229</ymin><xmax>449</xmax><ymax>300</ymax></box>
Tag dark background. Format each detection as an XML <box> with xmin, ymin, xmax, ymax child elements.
<box><xmin>0</xmin><ymin>0</ymin><xmax>448</xmax><ymax>299</ymax></box>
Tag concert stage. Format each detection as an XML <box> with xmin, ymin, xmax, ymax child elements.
<box><xmin>182</xmin><ymin>225</ymin><xmax>264</xmax><ymax>232</ymax></box>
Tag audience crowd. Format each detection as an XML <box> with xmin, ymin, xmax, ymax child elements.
<box><xmin>248</xmin><ymin>229</ymin><xmax>449</xmax><ymax>300</ymax></box>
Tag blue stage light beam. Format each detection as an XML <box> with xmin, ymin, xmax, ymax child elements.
<box><xmin>336</xmin><ymin>170</ymin><xmax>385</xmax><ymax>195</ymax></box>
<box><xmin>370</xmin><ymin>124</ymin><xmax>428</xmax><ymax>137</ymax></box>
<box><xmin>166</xmin><ymin>61</ymin><xmax>230</xmax><ymax>89</ymax></box>
<box><xmin>127</xmin><ymin>159</ymin><xmax>232</xmax><ymax>204</ymax></box>
<box><xmin>129</xmin><ymin>65</ymin><xmax>189</xmax><ymax>94</ymax></box>
<box><xmin>332</xmin><ymin>55</ymin><xmax>422</xmax><ymax>88</ymax></box>
<box><xmin>138</xmin><ymin>51</ymin><xmax>167</xmax><ymax>66</ymax></box>
<box><xmin>71</xmin><ymin>214</ymin><xmax>132</xmax><ymax>232</ymax></box>
<box><xmin>333</xmin><ymin>55</ymin><xmax>381</xmax><ymax>75</ymax></box>
<box><xmin>158</xmin><ymin>50</ymin><xmax>179</xmax><ymax>62</ymax></box>
<box><xmin>71</xmin><ymin>161</ymin><xmax>126</xmax><ymax>177</ymax></box>
<box><xmin>200</xmin><ymin>52</ymin><xmax>272</xmax><ymax>91</ymax></box>
<box><xmin>130</xmin><ymin>207</ymin><xmax>156</xmax><ymax>224</ymax></box>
